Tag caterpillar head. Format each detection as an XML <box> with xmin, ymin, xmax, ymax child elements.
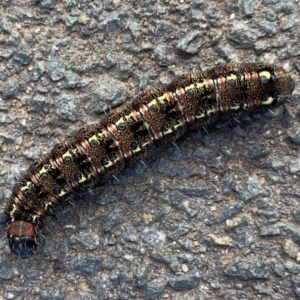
<box><xmin>261</xmin><ymin>65</ymin><xmax>295</xmax><ymax>107</ymax></box>
<box><xmin>275</xmin><ymin>65</ymin><xmax>295</xmax><ymax>100</ymax></box>
<box><xmin>8</xmin><ymin>221</ymin><xmax>37</xmax><ymax>258</ymax></box>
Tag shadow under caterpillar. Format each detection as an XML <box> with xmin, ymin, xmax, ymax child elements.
<box><xmin>5</xmin><ymin>63</ymin><xmax>295</xmax><ymax>258</ymax></box>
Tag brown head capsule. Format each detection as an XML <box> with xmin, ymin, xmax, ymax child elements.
<box><xmin>8</xmin><ymin>221</ymin><xmax>37</xmax><ymax>258</ymax></box>
<box><xmin>264</xmin><ymin>65</ymin><xmax>295</xmax><ymax>106</ymax></box>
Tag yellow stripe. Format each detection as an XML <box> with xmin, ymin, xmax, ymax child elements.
<box><xmin>32</xmin><ymin>215</ymin><xmax>39</xmax><ymax>222</ymax></box>
<box><xmin>132</xmin><ymin>146</ymin><xmax>142</xmax><ymax>154</ymax></box>
<box><xmin>163</xmin><ymin>128</ymin><xmax>173</xmax><ymax>135</ymax></box>
<box><xmin>113</xmin><ymin>157</ymin><xmax>120</xmax><ymax>164</ymax></box>
<box><xmin>148</xmin><ymin>99</ymin><xmax>158</xmax><ymax>108</ymax></box>
<box><xmin>20</xmin><ymin>181</ymin><xmax>32</xmax><ymax>191</ymax></box>
<box><xmin>40</xmin><ymin>165</ymin><xmax>49</xmax><ymax>174</ymax></box>
<box><xmin>185</xmin><ymin>82</ymin><xmax>205</xmax><ymax>91</ymax></box>
<box><xmin>78</xmin><ymin>174</ymin><xmax>88</xmax><ymax>184</ymax></box>
<box><xmin>104</xmin><ymin>159</ymin><xmax>114</xmax><ymax>168</ymax></box>
<box><xmin>62</xmin><ymin>151</ymin><xmax>72</xmax><ymax>159</ymax></box>
<box><xmin>262</xmin><ymin>96</ymin><xmax>274</xmax><ymax>105</ymax></box>
<box><xmin>259</xmin><ymin>70</ymin><xmax>271</xmax><ymax>79</ymax></box>
<box><xmin>115</xmin><ymin>116</ymin><xmax>127</xmax><ymax>126</ymax></box>
<box><xmin>195</xmin><ymin>112</ymin><xmax>205</xmax><ymax>120</ymax></box>
<box><xmin>58</xmin><ymin>189</ymin><xmax>68</xmax><ymax>197</ymax></box>
<box><xmin>10</xmin><ymin>204</ymin><xmax>18</xmax><ymax>217</ymax></box>
<box><xmin>88</xmin><ymin>135</ymin><xmax>98</xmax><ymax>143</ymax></box>
<box><xmin>96</xmin><ymin>132</ymin><xmax>106</xmax><ymax>140</ymax></box>
<box><xmin>230</xmin><ymin>103</ymin><xmax>240</xmax><ymax>111</ymax></box>
<box><xmin>78</xmin><ymin>171</ymin><xmax>94</xmax><ymax>184</ymax></box>
<box><xmin>115</xmin><ymin>112</ymin><xmax>135</xmax><ymax>126</ymax></box>
<box><xmin>157</xmin><ymin>95</ymin><xmax>166</xmax><ymax>104</ymax></box>
<box><xmin>227</xmin><ymin>74</ymin><xmax>237</xmax><ymax>81</ymax></box>
<box><xmin>45</xmin><ymin>201</ymin><xmax>53</xmax><ymax>210</ymax></box>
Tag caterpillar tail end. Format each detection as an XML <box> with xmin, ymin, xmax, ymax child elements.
<box><xmin>7</xmin><ymin>221</ymin><xmax>37</xmax><ymax>258</ymax></box>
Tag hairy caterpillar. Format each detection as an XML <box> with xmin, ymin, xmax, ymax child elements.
<box><xmin>5</xmin><ymin>63</ymin><xmax>295</xmax><ymax>258</ymax></box>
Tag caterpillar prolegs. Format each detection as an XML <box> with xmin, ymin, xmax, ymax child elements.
<box><xmin>5</xmin><ymin>63</ymin><xmax>295</xmax><ymax>258</ymax></box>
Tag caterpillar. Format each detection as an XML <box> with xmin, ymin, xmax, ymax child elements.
<box><xmin>5</xmin><ymin>63</ymin><xmax>295</xmax><ymax>258</ymax></box>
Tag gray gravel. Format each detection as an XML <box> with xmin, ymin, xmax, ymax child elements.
<box><xmin>0</xmin><ymin>0</ymin><xmax>300</xmax><ymax>299</ymax></box>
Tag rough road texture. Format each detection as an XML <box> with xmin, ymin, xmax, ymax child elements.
<box><xmin>0</xmin><ymin>0</ymin><xmax>300</xmax><ymax>299</ymax></box>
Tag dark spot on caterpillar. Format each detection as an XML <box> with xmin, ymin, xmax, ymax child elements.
<box><xmin>272</xmin><ymin>74</ymin><xmax>278</xmax><ymax>82</ymax></box>
<box><xmin>63</xmin><ymin>157</ymin><xmax>72</xmax><ymax>165</ymax></box>
<box><xmin>228</xmin><ymin>79</ymin><xmax>236</xmax><ymax>87</ymax></box>
<box><xmin>186</xmin><ymin>89</ymin><xmax>194</xmax><ymax>96</ymax></box>
<box><xmin>117</xmin><ymin>123</ymin><xmax>126</xmax><ymax>131</ymax></box>
<box><xmin>130</xmin><ymin>142</ymin><xmax>138</xmax><ymax>150</ymax></box>
<box><xmin>195</xmin><ymin>109</ymin><xmax>203</xmax><ymax>116</ymax></box>
<box><xmin>260</xmin><ymin>75</ymin><xmax>269</xmax><ymax>84</ymax></box>
<box><xmin>90</xmin><ymin>139</ymin><xmax>98</xmax><ymax>148</ymax></box>
<box><xmin>162</xmin><ymin>124</ymin><xmax>169</xmax><ymax>132</ymax></box>
<box><xmin>53</xmin><ymin>187</ymin><xmax>61</xmax><ymax>195</ymax></box>
<box><xmin>74</xmin><ymin>173</ymin><xmax>82</xmax><ymax>181</ymax></box>
<box><xmin>262</xmin><ymin>93</ymin><xmax>269</xmax><ymax>102</ymax></box>
<box><xmin>101</xmin><ymin>157</ymin><xmax>110</xmax><ymax>166</ymax></box>
<box><xmin>229</xmin><ymin>99</ymin><xmax>239</xmax><ymax>107</ymax></box>
<box><xmin>41</xmin><ymin>173</ymin><xmax>48</xmax><ymax>181</ymax></box>
<box><xmin>5</xmin><ymin>63</ymin><xmax>295</xmax><ymax>258</ymax></box>
<box><xmin>25</xmin><ymin>190</ymin><xmax>32</xmax><ymax>196</ymax></box>
<box><xmin>150</xmin><ymin>105</ymin><xmax>158</xmax><ymax>112</ymax></box>
<box><xmin>26</xmin><ymin>215</ymin><xmax>32</xmax><ymax>222</ymax></box>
